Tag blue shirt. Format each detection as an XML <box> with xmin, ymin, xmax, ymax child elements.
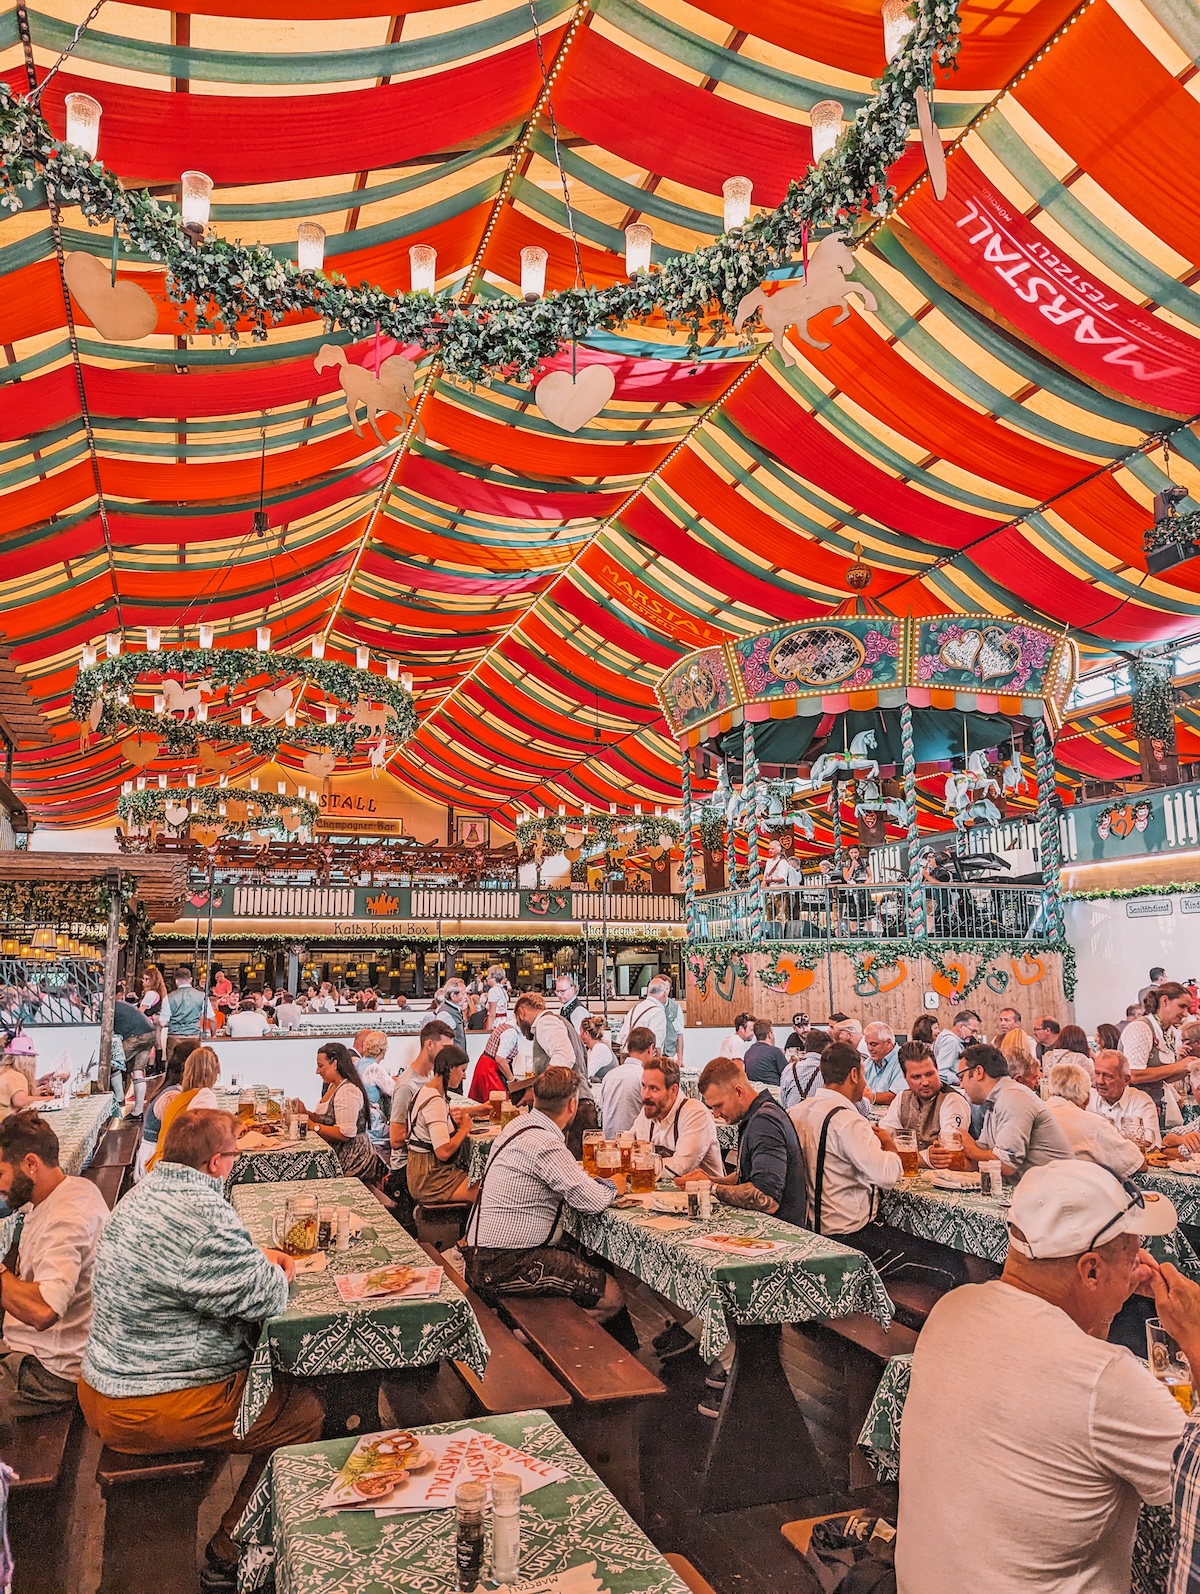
<box><xmin>736</xmin><ymin>1091</ymin><xmax>806</xmax><ymax>1227</ymax></box>
<box><xmin>864</xmin><ymin>1046</ymin><xmax>904</xmax><ymax>1097</ymax></box>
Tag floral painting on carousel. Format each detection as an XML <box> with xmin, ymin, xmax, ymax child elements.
<box><xmin>657</xmin><ymin>647</ymin><xmax>737</xmax><ymax>734</ymax></box>
<box><xmin>916</xmin><ymin>617</ymin><xmax>1056</xmax><ymax>695</ymax></box>
<box><xmin>733</xmin><ymin>619</ymin><xmax>903</xmax><ymax>702</ymax></box>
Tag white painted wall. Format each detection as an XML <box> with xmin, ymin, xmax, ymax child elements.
<box><xmin>28</xmin><ymin>826</ymin><xmax>121</xmax><ymax>852</ymax></box>
<box><xmin>1065</xmin><ymin>894</ymin><xmax>1200</xmax><ymax>1036</ymax></box>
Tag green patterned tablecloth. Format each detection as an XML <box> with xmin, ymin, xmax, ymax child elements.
<box><xmin>858</xmin><ymin>1355</ymin><xmax>1172</xmax><ymax>1594</ymax></box>
<box><xmin>568</xmin><ymin>1198</ymin><xmax>893</xmax><ymax>1362</ymax></box>
<box><xmin>230</xmin><ymin>1177</ymin><xmax>488</xmax><ymax>1440</ymax></box>
<box><xmin>880</xmin><ymin>1175</ymin><xmax>1200</xmax><ymax>1280</ymax></box>
<box><xmin>214</xmin><ymin>1088</ymin><xmax>342</xmax><ymax>1187</ymax></box>
<box><xmin>0</xmin><ymin>1093</ymin><xmax>116</xmax><ymax>1256</ymax></box>
<box><xmin>234</xmin><ymin>1408</ymin><xmax>695</xmax><ymax>1594</ymax></box>
<box><xmin>463</xmin><ymin>1114</ymin><xmax>736</xmax><ymax>1185</ymax></box>
<box><xmin>1137</xmin><ymin>1166</ymin><xmax>1200</xmax><ymax>1229</ymax></box>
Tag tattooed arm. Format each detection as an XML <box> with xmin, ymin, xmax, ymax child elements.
<box><xmin>715</xmin><ymin>1182</ymin><xmax>779</xmax><ymax>1214</ymax></box>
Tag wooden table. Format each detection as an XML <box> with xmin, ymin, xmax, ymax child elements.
<box><xmin>230</xmin><ymin>1176</ymin><xmax>488</xmax><ymax>1439</ymax></box>
<box><xmin>234</xmin><ymin>1409</ymin><xmax>695</xmax><ymax>1594</ymax></box>
<box><xmin>570</xmin><ymin>1192</ymin><xmax>892</xmax><ymax>1512</ymax></box>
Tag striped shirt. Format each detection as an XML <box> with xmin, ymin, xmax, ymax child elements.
<box><xmin>81</xmin><ymin>1161</ymin><xmax>289</xmax><ymax>1398</ymax></box>
<box><xmin>466</xmin><ymin>1109</ymin><xmax>616</xmax><ymax>1250</ymax></box>
<box><xmin>1170</xmin><ymin>1411</ymin><xmax>1200</xmax><ymax>1594</ymax></box>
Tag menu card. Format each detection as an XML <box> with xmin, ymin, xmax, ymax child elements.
<box><xmin>321</xmin><ymin>1426</ymin><xmax>567</xmax><ymax>1515</ymax></box>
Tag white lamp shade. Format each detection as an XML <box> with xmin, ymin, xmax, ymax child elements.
<box><xmin>198</xmin><ymin>623</ymin><xmax>214</xmax><ymax>649</ymax></box>
<box><xmin>625</xmin><ymin>223</ymin><xmax>653</xmax><ymax>276</ymax></box>
<box><xmin>81</xmin><ymin>644</ymin><xmax>97</xmax><ymax>669</ymax></box>
<box><xmin>249</xmin><ymin>776</ymin><xmax>259</xmax><ymax>791</ymax></box>
<box><xmin>356</xmin><ymin>646</ymin><xmax>370</xmax><ymax>669</ymax></box>
<box><xmin>153</xmin><ymin>694</ymin><xmax>165</xmax><ymax>713</ymax></box>
<box><xmin>296</xmin><ymin>221</ymin><xmax>325</xmax><ymax>272</ymax></box>
<box><xmin>181</xmin><ymin>170</ymin><xmax>213</xmax><ymax>229</ymax></box>
<box><xmin>256</xmin><ymin>626</ymin><xmax>271</xmax><ymax>650</ymax></box>
<box><xmin>106</xmin><ymin>631</ymin><xmax>122</xmax><ymax>658</ymax></box>
<box><xmin>158</xmin><ymin>773</ymin><xmax>167</xmax><ymax>788</ymax></box>
<box><xmin>310</xmin><ymin>636</ymin><xmax>325</xmax><ymax>660</ymax></box>
<box><xmin>386</xmin><ymin>659</ymin><xmax>399</xmax><ymax>682</ymax></box>
<box><xmin>723</xmin><ymin>176</ymin><xmax>753</xmax><ymax>231</ymax></box>
<box><xmin>186</xmin><ymin>772</ymin><xmax>196</xmax><ymax>788</ymax></box>
<box><xmin>136</xmin><ymin>777</ymin><xmax>146</xmax><ymax>791</ymax></box>
<box><xmin>325</xmin><ymin>705</ymin><xmax>337</xmax><ymax>726</ymax></box>
<box><xmin>241</xmin><ymin>704</ymin><xmax>252</xmax><ymax>726</ymax></box>
<box><xmin>196</xmin><ymin>703</ymin><xmax>208</xmax><ymax>722</ymax></box>
<box><xmin>810</xmin><ymin>100</ymin><xmax>844</xmax><ymax>163</ymax></box>
<box><xmin>410</xmin><ymin>245</ymin><xmax>436</xmax><ymax>293</ymax></box>
<box><xmin>882</xmin><ymin>0</ymin><xmax>916</xmax><ymax>62</ymax></box>
<box><xmin>145</xmin><ymin>626</ymin><xmax>161</xmax><ymax>651</ymax></box>
<box><xmin>520</xmin><ymin>245</ymin><xmax>548</xmax><ymax>299</ymax></box>
<box><xmin>64</xmin><ymin>93</ymin><xmax>101</xmax><ymax>158</ymax></box>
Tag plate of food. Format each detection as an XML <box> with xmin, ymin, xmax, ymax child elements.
<box><xmin>324</xmin><ymin>1430</ymin><xmax>436</xmax><ymax>1507</ymax></box>
<box><xmin>334</xmin><ymin>1263</ymin><xmax>443</xmax><ymax>1303</ymax></box>
<box><xmin>930</xmin><ymin>1170</ymin><xmax>982</xmax><ymax>1191</ymax></box>
<box><xmin>648</xmin><ymin>1191</ymin><xmax>689</xmax><ymax>1214</ymax></box>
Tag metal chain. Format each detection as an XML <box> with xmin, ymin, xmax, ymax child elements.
<box><xmin>29</xmin><ymin>0</ymin><xmax>109</xmax><ymax>103</ymax></box>
<box><xmin>526</xmin><ymin>0</ymin><xmax>585</xmax><ymax>289</ymax></box>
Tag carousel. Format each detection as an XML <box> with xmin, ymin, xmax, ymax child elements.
<box><xmin>656</xmin><ymin>608</ymin><xmax>1078</xmax><ymax>1033</ymax></box>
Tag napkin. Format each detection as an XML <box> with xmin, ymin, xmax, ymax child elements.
<box><xmin>291</xmin><ymin>1251</ymin><xmax>327</xmax><ymax>1274</ymax></box>
<box><xmin>635</xmin><ymin>1215</ymin><xmax>693</xmax><ymax>1233</ymax></box>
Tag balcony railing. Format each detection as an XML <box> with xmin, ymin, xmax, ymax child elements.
<box><xmin>692</xmin><ymin>883</ymin><xmax>1049</xmax><ymax>943</ymax></box>
<box><xmin>572</xmin><ymin>891</ymin><xmax>684</xmax><ymax>923</ymax></box>
<box><xmin>412</xmin><ymin>887</ymin><xmax>522</xmax><ymax>921</ymax></box>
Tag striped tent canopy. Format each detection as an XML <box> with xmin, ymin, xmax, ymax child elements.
<box><xmin>3</xmin><ymin>0</ymin><xmax>1200</xmax><ymax>828</ymax></box>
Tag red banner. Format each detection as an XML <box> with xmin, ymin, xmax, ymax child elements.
<box><xmin>905</xmin><ymin>156</ymin><xmax>1200</xmax><ymax>416</ymax></box>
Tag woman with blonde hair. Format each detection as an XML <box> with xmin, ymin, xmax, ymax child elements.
<box><xmin>355</xmin><ymin>1029</ymin><xmax>394</xmax><ymax>1157</ymax></box>
<box><xmin>998</xmin><ymin>1026</ymin><xmax>1039</xmax><ymax>1065</ymax></box>
<box><xmin>147</xmin><ymin>1046</ymin><xmax>221</xmax><ymax>1169</ymax></box>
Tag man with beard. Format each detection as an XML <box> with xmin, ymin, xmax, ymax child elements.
<box><xmin>0</xmin><ymin>1112</ymin><xmax>108</xmax><ymax>1425</ymax></box>
<box><xmin>880</xmin><ymin>1042</ymin><xmax>970</xmax><ymax>1165</ymax></box>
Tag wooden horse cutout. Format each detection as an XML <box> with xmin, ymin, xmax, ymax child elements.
<box><xmin>733</xmin><ymin>234</ymin><xmax>878</xmax><ymax>365</ymax></box>
<box><xmin>314</xmin><ymin>345</ymin><xmax>423</xmax><ymax>444</ymax></box>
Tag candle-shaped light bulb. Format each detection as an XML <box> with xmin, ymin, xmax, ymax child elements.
<box><xmin>410</xmin><ymin>244</ymin><xmax>436</xmax><ymax>293</ymax></box>
<box><xmin>64</xmin><ymin>93</ymin><xmax>102</xmax><ymax>158</ymax></box>
<box><xmin>296</xmin><ymin>221</ymin><xmax>325</xmax><ymax>272</ymax></box>
<box><xmin>520</xmin><ymin>246</ymin><xmax>548</xmax><ymax>300</ymax></box>
<box><xmin>722</xmin><ymin>176</ymin><xmax>752</xmax><ymax>230</ymax></box>
<box><xmin>625</xmin><ymin>223</ymin><xmax>653</xmax><ymax>276</ymax></box>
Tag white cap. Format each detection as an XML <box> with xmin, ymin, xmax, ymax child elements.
<box><xmin>1007</xmin><ymin>1161</ymin><xmax>1176</xmax><ymax>1259</ymax></box>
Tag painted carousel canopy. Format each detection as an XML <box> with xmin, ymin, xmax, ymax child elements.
<box><xmin>1</xmin><ymin>0</ymin><xmax>1199</xmax><ymax>828</ymax></box>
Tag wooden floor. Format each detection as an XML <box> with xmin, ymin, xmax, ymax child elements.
<box><xmin>49</xmin><ymin>1290</ymin><xmax>887</xmax><ymax>1593</ymax></box>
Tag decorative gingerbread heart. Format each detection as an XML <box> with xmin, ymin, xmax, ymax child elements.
<box><xmin>120</xmin><ymin>734</ymin><xmax>160</xmax><ymax>768</ymax></box>
<box><xmin>302</xmin><ymin>750</ymin><xmax>337</xmax><ymax>780</ymax></box>
<box><xmin>163</xmin><ymin>802</ymin><xmax>189</xmax><ymax>826</ymax></box>
<box><xmin>931</xmin><ymin>958</ymin><xmax>968</xmax><ymax>998</ymax></box>
<box><xmin>977</xmin><ymin>628</ymin><xmax>1020</xmax><ymax>682</ymax></box>
<box><xmin>64</xmin><ymin>252</ymin><xmax>158</xmax><ymax>342</ymax></box>
<box><xmin>534</xmin><ymin>364</ymin><xmax>616</xmax><ymax>434</ymax></box>
<box><xmin>281</xmin><ymin>812</ymin><xmax>302</xmax><ymax>833</ymax></box>
<box><xmin>255</xmin><ymin>686</ymin><xmax>293</xmax><ymax>722</ymax></box>
<box><xmin>1011</xmin><ymin>954</ymin><xmax>1044</xmax><ymax>986</ymax></box>
<box><xmin>774</xmin><ymin>957</ymin><xmax>816</xmax><ymax>996</ymax></box>
<box><xmin>192</xmin><ymin>826</ymin><xmax>223</xmax><ymax>848</ymax></box>
<box><xmin>938</xmin><ymin>631</ymin><xmax>983</xmax><ymax>674</ymax></box>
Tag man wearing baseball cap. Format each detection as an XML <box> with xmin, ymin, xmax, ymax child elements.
<box><xmin>897</xmin><ymin>1161</ymin><xmax>1185</xmax><ymax>1594</ymax></box>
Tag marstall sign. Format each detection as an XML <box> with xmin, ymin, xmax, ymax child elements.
<box><xmin>907</xmin><ymin>156</ymin><xmax>1200</xmax><ymax>416</ymax></box>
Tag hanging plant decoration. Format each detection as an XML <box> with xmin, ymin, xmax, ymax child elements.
<box><xmin>516</xmin><ymin>814</ymin><xmax>680</xmax><ymax>861</ymax></box>
<box><xmin>73</xmin><ymin>648</ymin><xmax>416</xmax><ymax>760</ymax></box>
<box><xmin>117</xmin><ymin>785</ymin><xmax>319</xmax><ymax>832</ymax></box>
<box><xmin>0</xmin><ymin>0</ymin><xmax>960</xmax><ymax>377</ymax></box>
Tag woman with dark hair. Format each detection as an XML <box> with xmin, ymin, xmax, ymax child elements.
<box><xmin>911</xmin><ymin>1013</ymin><xmax>940</xmax><ymax>1048</ymax></box>
<box><xmin>295</xmin><ymin>1042</ymin><xmax>380</xmax><ymax>1179</ymax></box>
<box><xmin>1041</xmin><ymin>1023</ymin><xmax>1094</xmax><ymax>1078</ymax></box>
<box><xmin>405</xmin><ymin>1045</ymin><xmax>478</xmax><ymax>1207</ymax></box>
<box><xmin>1095</xmin><ymin>1022</ymin><xmax>1122</xmax><ymax>1053</ymax></box>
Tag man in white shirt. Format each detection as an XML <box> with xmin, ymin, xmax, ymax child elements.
<box><xmin>225</xmin><ymin>1000</ymin><xmax>270</xmax><ymax>1039</ymax></box>
<box><xmin>0</xmin><ymin>1112</ymin><xmax>108</xmax><ymax>1420</ymax></box>
<box><xmin>553</xmin><ymin>975</ymin><xmax>591</xmax><ymax>1034</ymax></box>
<box><xmin>1089</xmin><ymin>1048</ymin><xmax>1200</xmax><ymax>1156</ymax></box>
<box><xmin>896</xmin><ymin>1160</ymin><xmax>1184</xmax><ymax>1594</ymax></box>
<box><xmin>274</xmin><ymin>992</ymin><xmax>304</xmax><ymax>1032</ymax></box>
<box><xmin>932</xmin><ymin>1009</ymin><xmax>980</xmax><ymax>1083</ymax></box>
<box><xmin>483</xmin><ymin>967</ymin><xmax>509</xmax><ymax>1032</ymax></box>
<box><xmin>1046</xmin><ymin>1061</ymin><xmax>1144</xmax><ymax>1178</ymax></box>
<box><xmin>881</xmin><ymin>1043</ymin><xmax>969</xmax><ymax>1166</ymax></box>
<box><xmin>600</xmin><ymin>1029</ymin><xmax>655</xmax><ymax>1139</ymax></box>
<box><xmin>629</xmin><ymin>1055</ymin><xmax>723</xmax><ymax>1179</ymax></box>
<box><xmin>388</xmin><ymin>1020</ymin><xmax>455</xmax><ymax>1176</ymax></box>
<box><xmin>788</xmin><ymin>1042</ymin><xmax>903</xmax><ymax>1255</ymax></box>
<box><xmin>617</xmin><ymin>977</ymin><xmax>670</xmax><ymax>1054</ymax></box>
<box><xmin>718</xmin><ymin>1012</ymin><xmax>755</xmax><ymax>1061</ymax></box>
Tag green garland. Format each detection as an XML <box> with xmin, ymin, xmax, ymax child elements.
<box><xmin>697</xmin><ymin>809</ymin><xmax>726</xmax><ymax>854</ymax></box>
<box><xmin>1064</xmin><ymin>882</ymin><xmax>1200</xmax><ymax>902</ymax></box>
<box><xmin>73</xmin><ymin>648</ymin><xmax>415</xmax><ymax>758</ymax></box>
<box><xmin>1130</xmin><ymin>656</ymin><xmax>1177</xmax><ymax>751</ymax></box>
<box><xmin>117</xmin><ymin>786</ymin><xmax>319</xmax><ymax>830</ymax></box>
<box><xmin>153</xmin><ymin>927</ymin><xmax>684</xmax><ymax>952</ymax></box>
<box><xmin>516</xmin><ymin>814</ymin><xmax>681</xmax><ymax>855</ymax></box>
<box><xmin>0</xmin><ymin>0</ymin><xmax>960</xmax><ymax>378</ymax></box>
<box><xmin>0</xmin><ymin>875</ymin><xmax>136</xmax><ymax>928</ymax></box>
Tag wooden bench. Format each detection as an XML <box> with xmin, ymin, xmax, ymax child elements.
<box><xmin>4</xmin><ymin>1408</ymin><xmax>84</xmax><ymax>1594</ymax></box>
<box><xmin>82</xmin><ymin>1163</ymin><xmax>125</xmax><ymax>1210</ymax></box>
<box><xmin>664</xmin><ymin>1554</ymin><xmax>718</xmax><ymax>1594</ymax></box>
<box><xmin>495</xmin><ymin>1294</ymin><xmax>665</xmax><ymax>1519</ymax></box>
<box><xmin>883</xmin><ymin>1277</ymin><xmax>945</xmax><ymax>1333</ymax></box>
<box><xmin>802</xmin><ymin>1312</ymin><xmax>918</xmax><ymax>1491</ymax></box>
<box><xmin>88</xmin><ymin>1119</ymin><xmax>142</xmax><ymax>1170</ymax></box>
<box><xmin>413</xmin><ymin>1201</ymin><xmax>472</xmax><ymax>1250</ymax></box>
<box><xmin>95</xmin><ymin>1446</ymin><xmax>217</xmax><ymax>1594</ymax></box>
<box><xmin>419</xmin><ymin>1243</ymin><xmax>571</xmax><ymax>1417</ymax></box>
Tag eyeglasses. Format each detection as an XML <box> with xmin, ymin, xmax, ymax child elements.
<box><xmin>1083</xmin><ymin>1176</ymin><xmax>1145</xmax><ymax>1255</ymax></box>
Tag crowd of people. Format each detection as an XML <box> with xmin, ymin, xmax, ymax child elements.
<box><xmin>5</xmin><ymin>961</ymin><xmax>1200</xmax><ymax>1589</ymax></box>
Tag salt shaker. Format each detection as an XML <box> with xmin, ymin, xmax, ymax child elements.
<box><xmin>335</xmin><ymin>1205</ymin><xmax>351</xmax><ymax>1252</ymax></box>
<box><xmin>491</xmin><ymin>1473</ymin><xmax>522</xmax><ymax>1585</ymax></box>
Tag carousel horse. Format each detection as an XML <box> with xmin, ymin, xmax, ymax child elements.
<box><xmin>732</xmin><ymin>234</ymin><xmax>879</xmax><ymax>364</ymax></box>
<box><xmin>809</xmin><ymin>731</ymin><xmax>880</xmax><ymax>806</ymax></box>
<box><xmin>792</xmin><ymin>807</ymin><xmax>816</xmax><ymax>841</ymax></box>
<box><xmin>1001</xmin><ymin>752</ymin><xmax>1028</xmax><ymax>797</ymax></box>
<box><xmin>944</xmin><ymin>752</ymin><xmax>1000</xmax><ymax>813</ymax></box>
<box><xmin>854</xmin><ymin>778</ymin><xmax>909</xmax><ymax>828</ymax></box>
<box><xmin>952</xmin><ymin>797</ymin><xmax>1003</xmax><ymax>832</ymax></box>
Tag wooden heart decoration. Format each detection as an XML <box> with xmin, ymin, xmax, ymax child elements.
<box><xmin>535</xmin><ymin>364</ymin><xmax>616</xmax><ymax>434</ymax></box>
<box><xmin>281</xmin><ymin>812</ymin><xmax>302</xmax><ymax>833</ymax></box>
<box><xmin>64</xmin><ymin>252</ymin><xmax>158</xmax><ymax>342</ymax></box>
<box><xmin>915</xmin><ymin>86</ymin><xmax>947</xmax><ymax>201</ymax></box>
<box><xmin>939</xmin><ymin>631</ymin><xmax>983</xmax><ymax>674</ymax></box>
<box><xmin>773</xmin><ymin>955</ymin><xmax>815</xmax><ymax>995</ymax></box>
<box><xmin>978</xmin><ymin>627</ymin><xmax>1020</xmax><ymax>683</ymax></box>
<box><xmin>120</xmin><ymin>735</ymin><xmax>160</xmax><ymax>768</ymax></box>
<box><xmin>256</xmin><ymin>687</ymin><xmax>293</xmax><ymax>721</ymax></box>
<box><xmin>931</xmin><ymin>957</ymin><xmax>968</xmax><ymax>998</ymax></box>
<box><xmin>192</xmin><ymin>825</ymin><xmax>223</xmax><ymax>848</ymax></box>
<box><xmin>224</xmin><ymin>800</ymin><xmax>249</xmax><ymax>823</ymax></box>
<box><xmin>1011</xmin><ymin>953</ymin><xmax>1045</xmax><ymax>986</ymax></box>
<box><xmin>163</xmin><ymin>803</ymin><xmax>189</xmax><ymax>826</ymax></box>
<box><xmin>303</xmin><ymin>750</ymin><xmax>337</xmax><ymax>780</ymax></box>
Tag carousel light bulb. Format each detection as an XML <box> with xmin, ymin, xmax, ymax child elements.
<box><xmin>409</xmin><ymin>244</ymin><xmax>436</xmax><ymax>293</ymax></box>
<box><xmin>356</xmin><ymin>646</ymin><xmax>370</xmax><ymax>670</ymax></box>
<box><xmin>121</xmin><ymin>781</ymin><xmax>132</xmax><ymax>796</ymax></box>
<box><xmin>722</xmin><ymin>176</ymin><xmax>753</xmax><ymax>231</ymax></box>
<box><xmin>296</xmin><ymin>221</ymin><xmax>325</xmax><ymax>272</ymax></box>
<box><xmin>311</xmin><ymin>637</ymin><xmax>325</xmax><ymax>660</ymax></box>
<box><xmin>158</xmin><ymin>773</ymin><xmax>167</xmax><ymax>789</ymax></box>
<box><xmin>882</xmin><ymin>0</ymin><xmax>916</xmax><ymax>61</ymax></box>
<box><xmin>810</xmin><ymin>100</ymin><xmax>844</xmax><ymax>163</ymax></box>
<box><xmin>198</xmin><ymin>623</ymin><xmax>214</xmax><ymax>649</ymax></box>
<box><xmin>386</xmin><ymin>659</ymin><xmax>399</xmax><ymax>682</ymax></box>
<box><xmin>325</xmin><ymin>705</ymin><xmax>337</xmax><ymax>726</ymax></box>
<box><xmin>401</xmin><ymin>673</ymin><xmax>413</xmax><ymax>692</ymax></box>
<box><xmin>249</xmin><ymin>776</ymin><xmax>259</xmax><ymax>792</ymax></box>
<box><xmin>136</xmin><ymin>777</ymin><xmax>146</xmax><ymax>791</ymax></box>
<box><xmin>106</xmin><ymin>631</ymin><xmax>122</xmax><ymax>658</ymax></box>
<box><xmin>610</xmin><ymin>803</ymin><xmax>617</xmax><ymax>814</ymax></box>
<box><xmin>256</xmin><ymin>626</ymin><xmax>271</xmax><ymax>651</ymax></box>
<box><xmin>278</xmin><ymin>781</ymin><xmax>286</xmax><ymax>795</ymax></box>
<box><xmin>65</xmin><ymin>94</ymin><xmax>101</xmax><ymax>158</ymax></box>
<box><xmin>181</xmin><ymin>170</ymin><xmax>213</xmax><ymax>232</ymax></box>
<box><xmin>219</xmin><ymin>773</ymin><xmax>229</xmax><ymax>788</ymax></box>
<box><xmin>520</xmin><ymin>246</ymin><xmax>548</xmax><ymax>301</ymax></box>
<box><xmin>625</xmin><ymin>222</ymin><xmax>653</xmax><ymax>276</ymax></box>
<box><xmin>241</xmin><ymin>704</ymin><xmax>252</xmax><ymax>726</ymax></box>
<box><xmin>145</xmin><ymin>626</ymin><xmax>161</xmax><ymax>651</ymax></box>
<box><xmin>285</xmin><ymin>709</ymin><xmax>296</xmax><ymax>727</ymax></box>
<box><xmin>218</xmin><ymin>801</ymin><xmax>227</xmax><ymax>816</ymax></box>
